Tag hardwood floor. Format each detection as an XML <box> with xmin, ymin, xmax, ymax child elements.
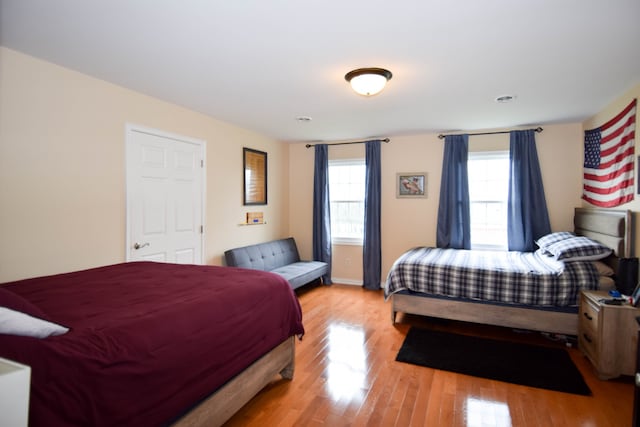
<box><xmin>225</xmin><ymin>284</ymin><xmax>635</xmax><ymax>426</ymax></box>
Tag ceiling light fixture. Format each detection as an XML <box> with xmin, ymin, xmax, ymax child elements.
<box><xmin>345</xmin><ymin>68</ymin><xmax>392</xmax><ymax>96</ymax></box>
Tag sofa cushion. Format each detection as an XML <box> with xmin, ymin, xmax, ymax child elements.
<box><xmin>271</xmin><ymin>262</ymin><xmax>329</xmax><ymax>289</ymax></box>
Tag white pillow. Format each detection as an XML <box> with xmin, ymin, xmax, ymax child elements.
<box><xmin>0</xmin><ymin>307</ymin><xmax>69</xmax><ymax>338</ymax></box>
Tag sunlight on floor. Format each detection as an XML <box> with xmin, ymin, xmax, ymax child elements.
<box><xmin>466</xmin><ymin>397</ymin><xmax>512</xmax><ymax>427</ymax></box>
<box><xmin>325</xmin><ymin>323</ymin><xmax>367</xmax><ymax>402</ymax></box>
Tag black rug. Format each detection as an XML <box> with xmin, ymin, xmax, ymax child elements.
<box><xmin>396</xmin><ymin>327</ymin><xmax>591</xmax><ymax>395</ymax></box>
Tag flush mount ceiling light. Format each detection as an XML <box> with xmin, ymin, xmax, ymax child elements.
<box><xmin>344</xmin><ymin>68</ymin><xmax>393</xmax><ymax>96</ymax></box>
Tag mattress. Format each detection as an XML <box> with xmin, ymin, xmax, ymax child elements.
<box><xmin>385</xmin><ymin>247</ymin><xmax>600</xmax><ymax>307</ymax></box>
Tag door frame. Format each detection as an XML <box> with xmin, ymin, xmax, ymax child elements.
<box><xmin>125</xmin><ymin>123</ymin><xmax>206</xmax><ymax>263</ymax></box>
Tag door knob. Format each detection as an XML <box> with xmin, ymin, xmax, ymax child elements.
<box><xmin>134</xmin><ymin>242</ymin><xmax>150</xmax><ymax>250</ymax></box>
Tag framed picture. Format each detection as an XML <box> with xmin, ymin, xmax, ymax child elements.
<box><xmin>396</xmin><ymin>173</ymin><xmax>427</xmax><ymax>198</ymax></box>
<box><xmin>243</xmin><ymin>148</ymin><xmax>267</xmax><ymax>205</ymax></box>
<box><xmin>631</xmin><ymin>282</ymin><xmax>640</xmax><ymax>306</ymax></box>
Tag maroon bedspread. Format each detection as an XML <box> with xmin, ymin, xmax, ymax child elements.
<box><xmin>0</xmin><ymin>262</ymin><xmax>304</xmax><ymax>427</ymax></box>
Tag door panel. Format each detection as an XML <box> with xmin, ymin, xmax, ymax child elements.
<box><xmin>127</xmin><ymin>126</ymin><xmax>205</xmax><ymax>264</ymax></box>
<box><xmin>141</xmin><ymin>252</ymin><xmax>168</xmax><ymax>263</ymax></box>
<box><xmin>175</xmin><ymin>248</ymin><xmax>195</xmax><ymax>264</ymax></box>
<box><xmin>175</xmin><ymin>179</ymin><xmax>196</xmax><ymax>231</ymax></box>
<box><xmin>142</xmin><ymin>177</ymin><xmax>168</xmax><ymax>235</ymax></box>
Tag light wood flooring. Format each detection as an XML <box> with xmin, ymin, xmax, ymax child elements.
<box><xmin>225</xmin><ymin>284</ymin><xmax>635</xmax><ymax>426</ymax></box>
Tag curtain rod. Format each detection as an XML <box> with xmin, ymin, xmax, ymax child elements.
<box><xmin>437</xmin><ymin>127</ymin><xmax>543</xmax><ymax>139</ymax></box>
<box><xmin>305</xmin><ymin>138</ymin><xmax>390</xmax><ymax>148</ymax></box>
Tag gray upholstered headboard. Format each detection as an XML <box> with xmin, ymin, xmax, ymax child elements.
<box><xmin>574</xmin><ymin>207</ymin><xmax>633</xmax><ymax>259</ymax></box>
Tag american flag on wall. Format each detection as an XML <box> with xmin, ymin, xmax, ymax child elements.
<box><xmin>583</xmin><ymin>99</ymin><xmax>637</xmax><ymax>208</ymax></box>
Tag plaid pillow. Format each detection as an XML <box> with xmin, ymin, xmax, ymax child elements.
<box><xmin>545</xmin><ymin>236</ymin><xmax>612</xmax><ymax>261</ymax></box>
<box><xmin>535</xmin><ymin>232</ymin><xmax>575</xmax><ymax>251</ymax></box>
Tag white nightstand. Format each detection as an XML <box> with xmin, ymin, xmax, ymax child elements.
<box><xmin>0</xmin><ymin>358</ymin><xmax>31</xmax><ymax>427</ymax></box>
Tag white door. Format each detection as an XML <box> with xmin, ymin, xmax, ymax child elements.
<box><xmin>126</xmin><ymin>125</ymin><xmax>205</xmax><ymax>264</ymax></box>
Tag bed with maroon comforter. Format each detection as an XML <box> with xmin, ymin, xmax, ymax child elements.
<box><xmin>0</xmin><ymin>262</ymin><xmax>304</xmax><ymax>427</ymax></box>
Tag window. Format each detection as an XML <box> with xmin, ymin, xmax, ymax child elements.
<box><xmin>329</xmin><ymin>159</ymin><xmax>365</xmax><ymax>245</ymax></box>
<box><xmin>468</xmin><ymin>151</ymin><xmax>509</xmax><ymax>250</ymax></box>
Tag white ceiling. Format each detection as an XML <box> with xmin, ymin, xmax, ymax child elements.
<box><xmin>1</xmin><ymin>0</ymin><xmax>640</xmax><ymax>142</ymax></box>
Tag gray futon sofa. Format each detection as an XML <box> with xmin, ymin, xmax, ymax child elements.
<box><xmin>224</xmin><ymin>237</ymin><xmax>328</xmax><ymax>290</ymax></box>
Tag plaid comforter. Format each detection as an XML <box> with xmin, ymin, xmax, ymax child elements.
<box><xmin>384</xmin><ymin>247</ymin><xmax>600</xmax><ymax>306</ymax></box>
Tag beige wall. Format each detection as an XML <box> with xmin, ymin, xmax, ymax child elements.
<box><xmin>582</xmin><ymin>82</ymin><xmax>640</xmax><ymax>255</ymax></box>
<box><xmin>0</xmin><ymin>47</ymin><xmax>289</xmax><ymax>282</ymax></box>
<box><xmin>288</xmin><ymin>123</ymin><xmax>585</xmax><ymax>284</ymax></box>
<box><xmin>3</xmin><ymin>45</ymin><xmax>632</xmax><ymax>285</ymax></box>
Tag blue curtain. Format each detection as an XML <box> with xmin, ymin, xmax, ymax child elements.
<box><xmin>436</xmin><ymin>134</ymin><xmax>471</xmax><ymax>249</ymax></box>
<box><xmin>363</xmin><ymin>140</ymin><xmax>382</xmax><ymax>290</ymax></box>
<box><xmin>312</xmin><ymin>144</ymin><xmax>332</xmax><ymax>284</ymax></box>
<box><xmin>507</xmin><ymin>130</ymin><xmax>551</xmax><ymax>251</ymax></box>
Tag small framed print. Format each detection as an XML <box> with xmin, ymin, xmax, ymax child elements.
<box><xmin>396</xmin><ymin>173</ymin><xmax>427</xmax><ymax>198</ymax></box>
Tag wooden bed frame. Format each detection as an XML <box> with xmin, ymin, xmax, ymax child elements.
<box><xmin>390</xmin><ymin>208</ymin><xmax>633</xmax><ymax>336</ymax></box>
<box><xmin>173</xmin><ymin>336</ymin><xmax>295</xmax><ymax>427</ymax></box>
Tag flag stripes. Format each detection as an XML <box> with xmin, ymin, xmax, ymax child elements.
<box><xmin>583</xmin><ymin>99</ymin><xmax>636</xmax><ymax>208</ymax></box>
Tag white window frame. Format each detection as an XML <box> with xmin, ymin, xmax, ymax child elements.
<box><xmin>468</xmin><ymin>151</ymin><xmax>509</xmax><ymax>251</ymax></box>
<box><xmin>329</xmin><ymin>158</ymin><xmax>365</xmax><ymax>246</ymax></box>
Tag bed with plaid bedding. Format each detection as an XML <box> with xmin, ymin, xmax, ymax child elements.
<box><xmin>385</xmin><ymin>247</ymin><xmax>600</xmax><ymax>307</ymax></box>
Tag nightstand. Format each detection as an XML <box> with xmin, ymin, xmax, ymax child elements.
<box><xmin>0</xmin><ymin>357</ymin><xmax>31</xmax><ymax>427</ymax></box>
<box><xmin>578</xmin><ymin>290</ymin><xmax>640</xmax><ymax>379</ymax></box>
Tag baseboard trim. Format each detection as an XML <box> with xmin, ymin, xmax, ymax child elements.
<box><xmin>330</xmin><ymin>278</ymin><xmax>362</xmax><ymax>286</ymax></box>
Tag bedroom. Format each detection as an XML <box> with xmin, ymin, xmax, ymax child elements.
<box><xmin>1</xmin><ymin>1</ymin><xmax>640</xmax><ymax>426</ymax></box>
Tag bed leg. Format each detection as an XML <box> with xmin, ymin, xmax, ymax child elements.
<box><xmin>391</xmin><ymin>309</ymin><xmax>396</xmax><ymax>324</ymax></box>
<box><xmin>280</xmin><ymin>359</ymin><xmax>295</xmax><ymax>380</ymax></box>
<box><xmin>279</xmin><ymin>337</ymin><xmax>295</xmax><ymax>380</ymax></box>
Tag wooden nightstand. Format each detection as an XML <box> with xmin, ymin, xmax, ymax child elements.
<box><xmin>578</xmin><ymin>290</ymin><xmax>640</xmax><ymax>379</ymax></box>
